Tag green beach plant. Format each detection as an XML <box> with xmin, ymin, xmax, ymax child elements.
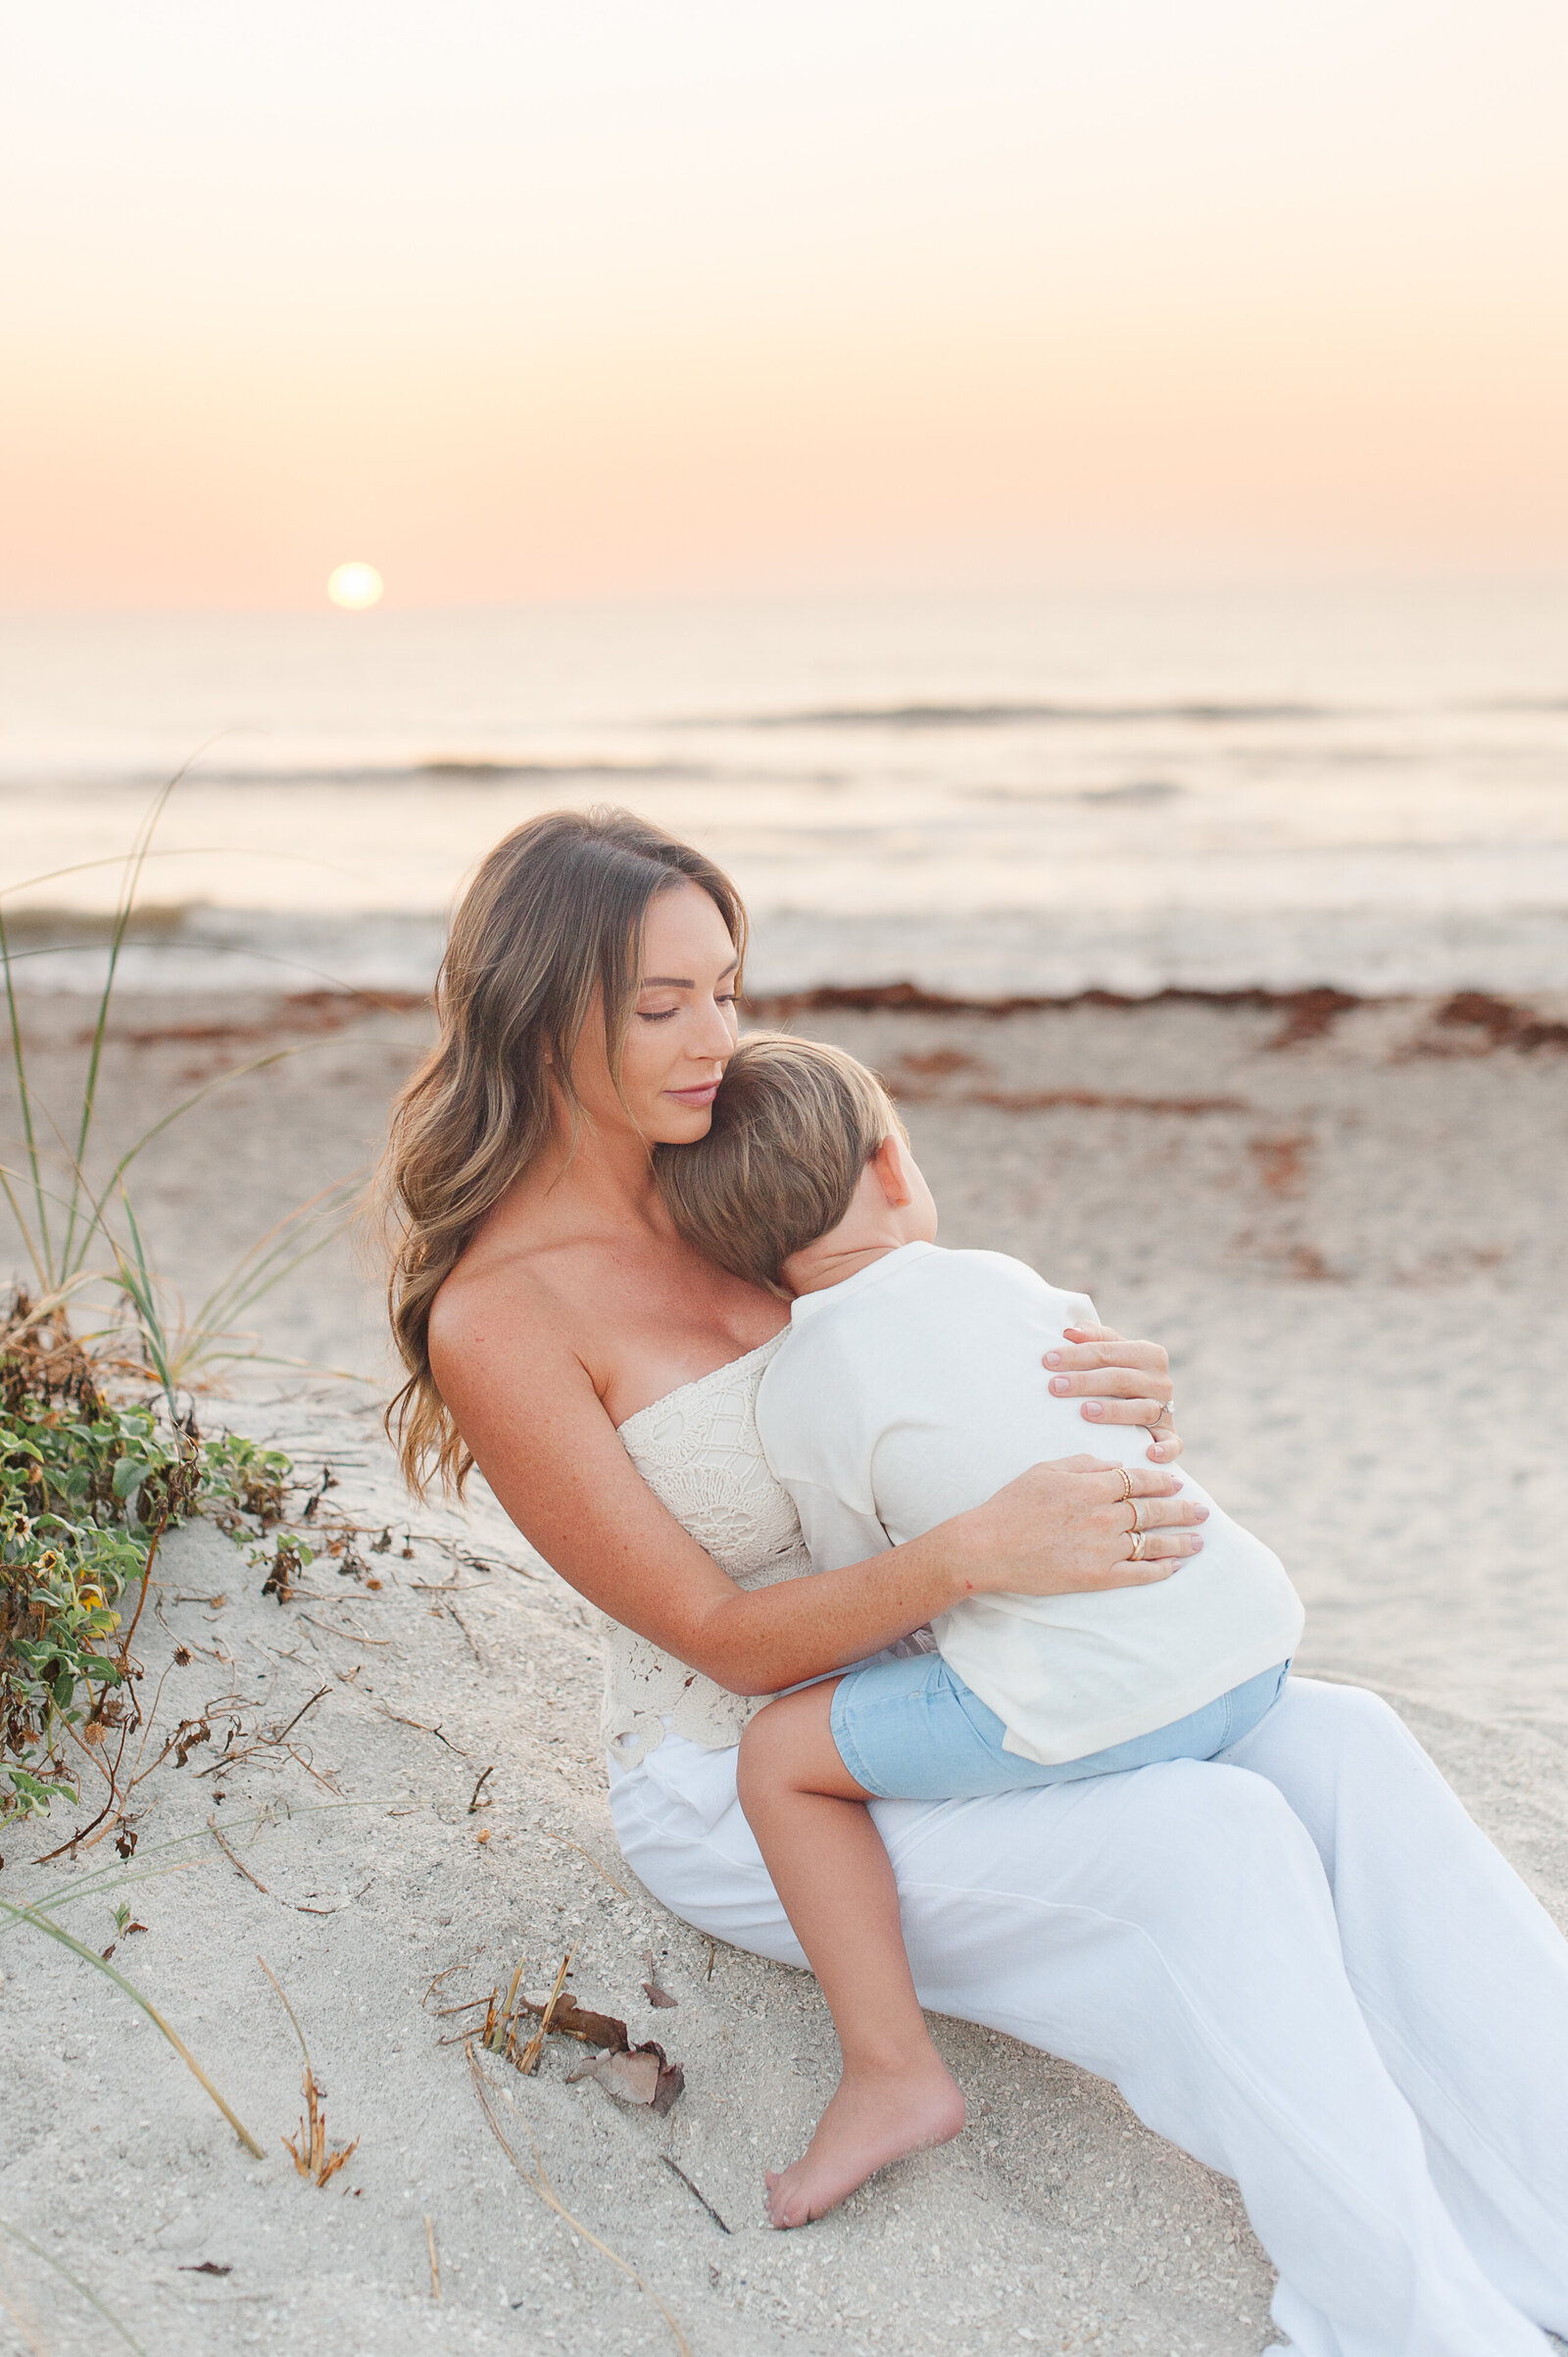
<box><xmin>0</xmin><ymin>1301</ymin><xmax>336</xmax><ymax>1822</ymax></box>
<box><xmin>0</xmin><ymin>1305</ymin><xmax>192</xmax><ymax>1818</ymax></box>
<box><xmin>0</xmin><ymin>772</ymin><xmax>379</xmax><ymax>1816</ymax></box>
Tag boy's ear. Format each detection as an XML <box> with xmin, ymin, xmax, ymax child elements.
<box><xmin>869</xmin><ymin>1133</ymin><xmax>912</xmax><ymax>1208</ymax></box>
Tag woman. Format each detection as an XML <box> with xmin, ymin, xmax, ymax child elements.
<box><xmin>388</xmin><ymin>809</ymin><xmax>1568</xmax><ymax>2357</ymax></box>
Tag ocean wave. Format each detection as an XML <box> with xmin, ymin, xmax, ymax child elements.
<box><xmin>7</xmin><ymin>901</ymin><xmax>1566</xmax><ymax>1002</ymax></box>
<box><xmin>159</xmin><ymin>759</ymin><xmax>714</xmax><ymax>787</ymax></box>
<box><xmin>711</xmin><ymin>700</ymin><xmax>1343</xmax><ymax>730</ymax></box>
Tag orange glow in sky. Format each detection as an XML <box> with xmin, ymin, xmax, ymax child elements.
<box><xmin>2</xmin><ymin>2</ymin><xmax>1565</xmax><ymax>610</ymax></box>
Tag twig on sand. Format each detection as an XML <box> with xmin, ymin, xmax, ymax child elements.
<box><xmin>370</xmin><ymin>1702</ymin><xmax>469</xmax><ymax>1757</ymax></box>
<box><xmin>467</xmin><ymin>1765</ymin><xmax>495</xmax><ymax>1814</ymax></box>
<box><xmin>466</xmin><ymin>2046</ymin><xmax>692</xmax><ymax>2357</ymax></box>
<box><xmin>660</xmin><ymin>2156</ymin><xmax>730</xmax><ymax>2234</ymax></box>
<box><xmin>542</xmin><ymin>1835</ymin><xmax>630</xmax><ymax>1900</ymax></box>
<box><xmin>299</xmin><ymin>1615</ymin><xmax>391</xmax><ymax>1648</ymax></box>
<box><xmin>447</xmin><ymin>1603</ymin><xmax>484</xmax><ymax>1663</ymax></box>
<box><xmin>513</xmin><ymin>1949</ymin><xmax>572</xmax><ymax>2077</ymax></box>
<box><xmin>192</xmin><ymin>1685</ymin><xmax>331</xmax><ymax>1779</ymax></box>
<box><xmin>423</xmin><ymin>2216</ymin><xmax>441</xmax><ymax>2300</ymax></box>
<box><xmin>207</xmin><ymin>1816</ymin><xmax>268</xmax><ymax>1892</ymax></box>
<box><xmin>274</xmin><ymin>1687</ymin><xmax>332</xmax><ymax>1743</ymax></box>
<box><xmin>421</xmin><ymin>1960</ymin><xmax>473</xmax><ymax>2010</ymax></box>
<box><xmin>281</xmin><ymin>1742</ymin><xmax>342</xmax><ymax>1792</ymax></box>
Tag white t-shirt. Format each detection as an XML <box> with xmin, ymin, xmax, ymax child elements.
<box><xmin>755</xmin><ymin>1241</ymin><xmax>1304</xmax><ymax>1765</ymax></box>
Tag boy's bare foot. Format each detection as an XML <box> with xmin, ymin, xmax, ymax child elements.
<box><xmin>764</xmin><ymin>2056</ymin><xmax>965</xmax><ymax>2229</ymax></box>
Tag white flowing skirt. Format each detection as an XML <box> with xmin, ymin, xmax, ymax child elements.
<box><xmin>611</xmin><ymin>1677</ymin><xmax>1568</xmax><ymax>2357</ymax></box>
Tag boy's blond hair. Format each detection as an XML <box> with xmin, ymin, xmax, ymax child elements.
<box><xmin>655</xmin><ymin>1032</ymin><xmax>906</xmax><ymax>1292</ymax></box>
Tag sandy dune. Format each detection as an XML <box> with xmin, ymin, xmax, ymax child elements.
<box><xmin>2</xmin><ymin>986</ymin><xmax>1565</xmax><ymax>2355</ymax></box>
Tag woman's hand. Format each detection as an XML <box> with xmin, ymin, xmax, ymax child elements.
<box><xmin>952</xmin><ymin>1453</ymin><xmax>1206</xmax><ymax>1598</ymax></box>
<box><xmin>1044</xmin><ymin>1324</ymin><xmax>1183</xmax><ymax>1462</ymax></box>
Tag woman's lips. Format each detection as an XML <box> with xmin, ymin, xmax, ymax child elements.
<box><xmin>666</xmin><ymin>1081</ymin><xmax>720</xmax><ymax>1106</ymax></box>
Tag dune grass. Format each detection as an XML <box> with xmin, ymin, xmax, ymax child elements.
<box><xmin>0</xmin><ymin>770</ymin><xmax>366</xmax><ymax>1403</ymax></box>
<box><xmin>1</xmin><ymin>774</ymin><xmax>373</xmax><ymax>1821</ymax></box>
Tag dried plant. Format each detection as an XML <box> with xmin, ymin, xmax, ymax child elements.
<box><xmin>283</xmin><ymin>2066</ymin><xmax>360</xmax><ymax>2188</ymax></box>
<box><xmin>259</xmin><ymin>1955</ymin><xmax>359</xmax><ymax>2187</ymax></box>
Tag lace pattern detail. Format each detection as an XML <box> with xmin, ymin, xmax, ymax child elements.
<box><xmin>603</xmin><ymin>1331</ymin><xmax>811</xmax><ymax>1767</ymax></box>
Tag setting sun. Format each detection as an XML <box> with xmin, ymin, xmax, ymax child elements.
<box><xmin>326</xmin><ymin>563</ymin><xmax>383</xmax><ymax>611</ymax></box>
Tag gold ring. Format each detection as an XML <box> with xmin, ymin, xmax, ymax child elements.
<box><xmin>1127</xmin><ymin>1529</ymin><xmax>1147</xmax><ymax>1562</ymax></box>
<box><xmin>1113</xmin><ymin>1467</ymin><xmax>1133</xmax><ymax>1502</ymax></box>
<box><xmin>1130</xmin><ymin>1498</ymin><xmax>1147</xmax><ymax>1533</ymax></box>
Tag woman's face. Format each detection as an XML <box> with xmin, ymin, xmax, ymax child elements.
<box><xmin>569</xmin><ymin>881</ymin><xmax>742</xmax><ymax>1146</ymax></box>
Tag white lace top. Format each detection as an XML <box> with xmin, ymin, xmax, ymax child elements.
<box><xmin>601</xmin><ymin>1330</ymin><xmax>813</xmax><ymax>1767</ymax></box>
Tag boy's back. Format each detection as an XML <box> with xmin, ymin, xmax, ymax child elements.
<box><xmin>757</xmin><ymin>1240</ymin><xmax>1304</xmax><ymax>1765</ymax></box>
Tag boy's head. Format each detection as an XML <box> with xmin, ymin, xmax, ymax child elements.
<box><xmin>655</xmin><ymin>1032</ymin><xmax>934</xmax><ymax>1294</ymax></box>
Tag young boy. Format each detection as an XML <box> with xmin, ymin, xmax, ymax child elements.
<box><xmin>656</xmin><ymin>1034</ymin><xmax>1304</xmax><ymax>2230</ymax></box>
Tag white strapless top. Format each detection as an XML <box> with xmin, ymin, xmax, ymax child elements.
<box><xmin>602</xmin><ymin>1329</ymin><xmax>813</xmax><ymax>1767</ymax></box>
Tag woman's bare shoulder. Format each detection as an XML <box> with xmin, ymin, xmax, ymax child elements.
<box><xmin>427</xmin><ymin>1233</ymin><xmax>584</xmax><ymax>1400</ymax></box>
<box><xmin>424</xmin><ymin>1220</ymin><xmax>730</xmax><ymax>1637</ymax></box>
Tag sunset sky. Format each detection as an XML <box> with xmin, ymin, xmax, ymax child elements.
<box><xmin>3</xmin><ymin>1</ymin><xmax>1566</xmax><ymax>610</ymax></box>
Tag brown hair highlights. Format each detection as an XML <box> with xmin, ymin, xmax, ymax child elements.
<box><xmin>654</xmin><ymin>1032</ymin><xmax>905</xmax><ymax>1293</ymax></box>
<box><xmin>382</xmin><ymin>806</ymin><xmax>745</xmax><ymax>1495</ymax></box>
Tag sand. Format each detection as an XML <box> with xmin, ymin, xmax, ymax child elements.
<box><xmin>2</xmin><ymin>985</ymin><xmax>1566</xmax><ymax>2356</ymax></box>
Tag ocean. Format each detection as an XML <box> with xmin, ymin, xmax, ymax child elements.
<box><xmin>2</xmin><ymin>583</ymin><xmax>1565</xmax><ymax>1000</ymax></box>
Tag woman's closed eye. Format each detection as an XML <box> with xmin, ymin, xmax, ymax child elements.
<box><xmin>638</xmin><ymin>991</ymin><xmax>738</xmax><ymax>1024</ymax></box>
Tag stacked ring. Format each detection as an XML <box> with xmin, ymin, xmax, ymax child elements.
<box><xmin>1127</xmin><ymin>1530</ymin><xmax>1147</xmax><ymax>1562</ymax></box>
<box><xmin>1113</xmin><ymin>1467</ymin><xmax>1134</xmax><ymax>1502</ymax></box>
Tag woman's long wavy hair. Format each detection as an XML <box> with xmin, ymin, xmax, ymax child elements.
<box><xmin>382</xmin><ymin>806</ymin><xmax>746</xmax><ymax>1497</ymax></box>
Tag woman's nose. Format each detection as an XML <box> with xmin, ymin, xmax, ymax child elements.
<box><xmin>693</xmin><ymin>1001</ymin><xmax>736</xmax><ymax>1056</ymax></box>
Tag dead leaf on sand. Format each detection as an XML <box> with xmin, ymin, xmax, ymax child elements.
<box><xmin>567</xmin><ymin>2040</ymin><xmax>684</xmax><ymax>2115</ymax></box>
<box><xmin>568</xmin><ymin>2049</ymin><xmax>662</xmax><ymax>2104</ymax></box>
<box><xmin>476</xmin><ymin>1955</ymin><xmax>685</xmax><ymax>2110</ymax></box>
<box><xmin>641</xmin><ymin>1950</ymin><xmax>678</xmax><ymax>2008</ymax></box>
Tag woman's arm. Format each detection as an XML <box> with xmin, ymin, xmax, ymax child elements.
<box><xmin>433</xmin><ymin>1301</ymin><xmax>1204</xmax><ymax>1698</ymax></box>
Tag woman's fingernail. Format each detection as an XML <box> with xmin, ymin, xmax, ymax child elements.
<box><xmin>1083</xmin><ymin>1399</ymin><xmax>1103</xmax><ymax>1417</ymax></box>
<box><xmin>1197</xmin><ymin>1505</ymin><xmax>1209</xmax><ymax>1518</ymax></box>
<box><xmin>1049</xmin><ymin>1375</ymin><xmax>1069</xmax><ymax>1394</ymax></box>
<box><xmin>1044</xmin><ymin>1350</ymin><xmax>1062</xmax><ymax>1367</ymax></box>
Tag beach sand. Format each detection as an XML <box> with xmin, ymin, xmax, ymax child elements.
<box><xmin>2</xmin><ymin>986</ymin><xmax>1565</xmax><ymax>2356</ymax></box>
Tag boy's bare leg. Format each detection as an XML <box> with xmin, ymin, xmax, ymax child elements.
<box><xmin>736</xmin><ymin>1682</ymin><xmax>965</xmax><ymax>2228</ymax></box>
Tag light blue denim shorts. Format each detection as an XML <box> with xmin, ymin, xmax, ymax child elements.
<box><xmin>829</xmin><ymin>1652</ymin><xmax>1292</xmax><ymax>1801</ymax></box>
